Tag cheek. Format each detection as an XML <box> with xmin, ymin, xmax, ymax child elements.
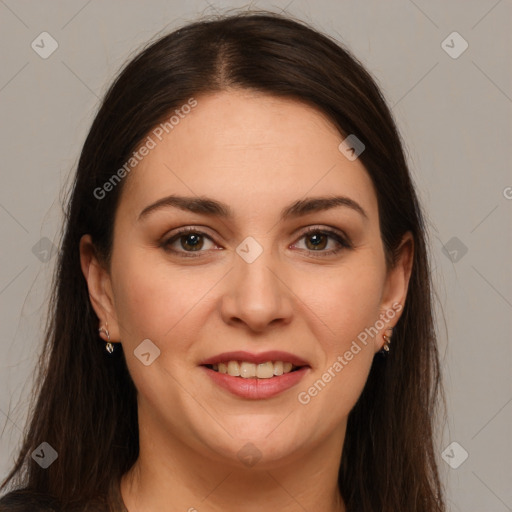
<box><xmin>307</xmin><ymin>260</ymin><xmax>385</xmax><ymax>351</ymax></box>
<box><xmin>293</xmin><ymin>260</ymin><xmax>383</xmax><ymax>423</ymax></box>
<box><xmin>109</xmin><ymin>250</ymin><xmax>209</xmax><ymax>407</ymax></box>
<box><xmin>110</xmin><ymin>248</ymin><xmax>204</xmax><ymax>347</ymax></box>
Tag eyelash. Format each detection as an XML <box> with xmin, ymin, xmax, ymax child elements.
<box><xmin>160</xmin><ymin>226</ymin><xmax>352</xmax><ymax>258</ymax></box>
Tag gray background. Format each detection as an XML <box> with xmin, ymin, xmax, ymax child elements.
<box><xmin>0</xmin><ymin>0</ymin><xmax>511</xmax><ymax>510</ymax></box>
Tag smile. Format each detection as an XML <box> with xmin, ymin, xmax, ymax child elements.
<box><xmin>207</xmin><ymin>360</ymin><xmax>300</xmax><ymax>379</ymax></box>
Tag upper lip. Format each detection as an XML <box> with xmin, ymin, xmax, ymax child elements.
<box><xmin>199</xmin><ymin>350</ymin><xmax>310</xmax><ymax>367</ymax></box>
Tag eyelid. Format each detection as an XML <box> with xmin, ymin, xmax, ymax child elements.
<box><xmin>295</xmin><ymin>225</ymin><xmax>351</xmax><ymax>245</ymax></box>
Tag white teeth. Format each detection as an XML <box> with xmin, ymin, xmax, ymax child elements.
<box><xmin>256</xmin><ymin>362</ymin><xmax>274</xmax><ymax>379</ymax></box>
<box><xmin>240</xmin><ymin>362</ymin><xmax>256</xmax><ymax>378</ymax></box>
<box><xmin>273</xmin><ymin>361</ymin><xmax>283</xmax><ymax>376</ymax></box>
<box><xmin>211</xmin><ymin>360</ymin><xmax>299</xmax><ymax>378</ymax></box>
<box><xmin>227</xmin><ymin>361</ymin><xmax>240</xmax><ymax>377</ymax></box>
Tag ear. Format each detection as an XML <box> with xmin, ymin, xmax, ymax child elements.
<box><xmin>376</xmin><ymin>232</ymin><xmax>414</xmax><ymax>351</ymax></box>
<box><xmin>79</xmin><ymin>234</ymin><xmax>121</xmax><ymax>342</ymax></box>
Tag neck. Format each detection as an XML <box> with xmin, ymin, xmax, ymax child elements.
<box><xmin>120</xmin><ymin>410</ymin><xmax>347</xmax><ymax>512</ymax></box>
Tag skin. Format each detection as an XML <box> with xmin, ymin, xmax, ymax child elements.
<box><xmin>80</xmin><ymin>89</ymin><xmax>413</xmax><ymax>511</ymax></box>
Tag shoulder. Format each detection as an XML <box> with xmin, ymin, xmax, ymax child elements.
<box><xmin>0</xmin><ymin>489</ymin><xmax>60</xmax><ymax>511</ymax></box>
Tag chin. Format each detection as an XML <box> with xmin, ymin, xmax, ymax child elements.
<box><xmin>198</xmin><ymin>422</ymin><xmax>311</xmax><ymax>469</ymax></box>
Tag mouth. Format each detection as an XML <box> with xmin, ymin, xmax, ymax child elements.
<box><xmin>204</xmin><ymin>360</ymin><xmax>303</xmax><ymax>379</ymax></box>
<box><xmin>204</xmin><ymin>361</ymin><xmax>303</xmax><ymax>379</ymax></box>
<box><xmin>199</xmin><ymin>351</ymin><xmax>311</xmax><ymax>399</ymax></box>
<box><xmin>199</xmin><ymin>350</ymin><xmax>310</xmax><ymax>378</ymax></box>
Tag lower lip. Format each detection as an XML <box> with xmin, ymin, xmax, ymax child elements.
<box><xmin>201</xmin><ymin>366</ymin><xmax>310</xmax><ymax>400</ymax></box>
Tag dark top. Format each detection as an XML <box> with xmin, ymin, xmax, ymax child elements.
<box><xmin>0</xmin><ymin>489</ymin><xmax>61</xmax><ymax>511</ymax></box>
<box><xmin>0</xmin><ymin>481</ymin><xmax>128</xmax><ymax>512</ymax></box>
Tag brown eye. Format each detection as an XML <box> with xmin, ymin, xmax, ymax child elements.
<box><xmin>179</xmin><ymin>232</ymin><xmax>204</xmax><ymax>251</ymax></box>
<box><xmin>162</xmin><ymin>228</ymin><xmax>217</xmax><ymax>257</ymax></box>
<box><xmin>293</xmin><ymin>227</ymin><xmax>351</xmax><ymax>256</ymax></box>
<box><xmin>304</xmin><ymin>232</ymin><xmax>329</xmax><ymax>251</ymax></box>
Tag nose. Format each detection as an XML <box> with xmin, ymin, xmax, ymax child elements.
<box><xmin>220</xmin><ymin>246</ymin><xmax>294</xmax><ymax>333</ymax></box>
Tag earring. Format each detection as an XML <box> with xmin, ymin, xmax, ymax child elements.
<box><xmin>380</xmin><ymin>329</ymin><xmax>393</xmax><ymax>354</ymax></box>
<box><xmin>98</xmin><ymin>323</ymin><xmax>114</xmax><ymax>354</ymax></box>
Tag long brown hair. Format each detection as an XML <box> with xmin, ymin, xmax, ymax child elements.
<box><xmin>1</xmin><ymin>10</ymin><xmax>445</xmax><ymax>512</ymax></box>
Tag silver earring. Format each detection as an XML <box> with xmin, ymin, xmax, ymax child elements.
<box><xmin>99</xmin><ymin>323</ymin><xmax>114</xmax><ymax>353</ymax></box>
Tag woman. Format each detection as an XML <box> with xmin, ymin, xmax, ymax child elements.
<box><xmin>0</xmin><ymin>10</ymin><xmax>445</xmax><ymax>512</ymax></box>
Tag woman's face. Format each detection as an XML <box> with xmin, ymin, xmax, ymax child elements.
<box><xmin>82</xmin><ymin>89</ymin><xmax>411</xmax><ymax>469</ymax></box>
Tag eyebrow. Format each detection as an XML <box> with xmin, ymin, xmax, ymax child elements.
<box><xmin>137</xmin><ymin>194</ymin><xmax>368</xmax><ymax>222</ymax></box>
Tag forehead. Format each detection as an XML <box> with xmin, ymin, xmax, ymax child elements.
<box><xmin>118</xmin><ymin>90</ymin><xmax>378</xmax><ymax>223</ymax></box>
